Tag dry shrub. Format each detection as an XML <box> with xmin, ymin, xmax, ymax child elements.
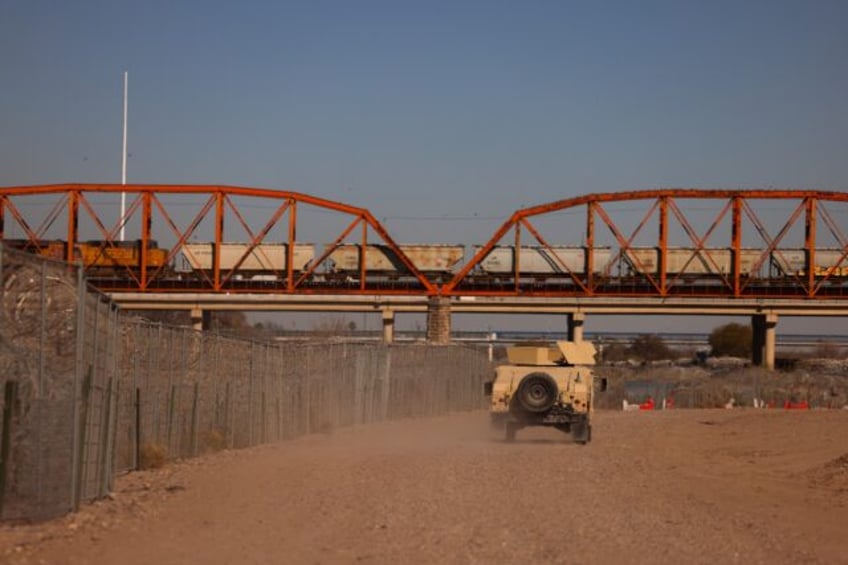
<box><xmin>594</xmin><ymin>363</ymin><xmax>848</xmax><ymax>409</ymax></box>
<box><xmin>629</xmin><ymin>334</ymin><xmax>674</xmax><ymax>361</ymax></box>
<box><xmin>813</xmin><ymin>342</ymin><xmax>843</xmax><ymax>360</ymax></box>
<box><xmin>601</xmin><ymin>343</ymin><xmax>630</xmax><ymax>363</ymax></box>
<box><xmin>696</xmin><ymin>382</ymin><xmax>737</xmax><ymax>408</ymax></box>
<box><xmin>312</xmin><ymin>316</ymin><xmax>355</xmax><ymax>337</ymax></box>
<box><xmin>199</xmin><ymin>429</ymin><xmax>227</xmax><ymax>453</ymax></box>
<box><xmin>139</xmin><ymin>442</ymin><xmax>168</xmax><ymax>469</ymax></box>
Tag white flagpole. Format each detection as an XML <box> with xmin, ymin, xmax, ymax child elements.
<box><xmin>120</xmin><ymin>70</ymin><xmax>128</xmax><ymax>241</ymax></box>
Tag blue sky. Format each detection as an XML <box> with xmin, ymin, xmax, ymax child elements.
<box><xmin>2</xmin><ymin>1</ymin><xmax>847</xmax><ymax>333</ymax></box>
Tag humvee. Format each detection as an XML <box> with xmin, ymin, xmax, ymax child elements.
<box><xmin>486</xmin><ymin>340</ymin><xmax>602</xmax><ymax>444</ymax></box>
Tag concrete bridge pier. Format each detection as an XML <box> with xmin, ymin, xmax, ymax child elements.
<box><xmin>190</xmin><ymin>308</ymin><xmax>211</xmax><ymax>331</ymax></box>
<box><xmin>567</xmin><ymin>312</ymin><xmax>585</xmax><ymax>342</ymax></box>
<box><xmin>426</xmin><ymin>297</ymin><xmax>452</xmax><ymax>344</ymax></box>
<box><xmin>752</xmin><ymin>313</ymin><xmax>778</xmax><ymax>370</ymax></box>
<box><xmin>382</xmin><ymin>309</ymin><xmax>395</xmax><ymax>343</ymax></box>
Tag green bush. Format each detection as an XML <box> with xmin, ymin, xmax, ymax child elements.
<box><xmin>709</xmin><ymin>322</ymin><xmax>752</xmax><ymax>357</ymax></box>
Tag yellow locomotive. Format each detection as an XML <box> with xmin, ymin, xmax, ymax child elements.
<box><xmin>4</xmin><ymin>239</ymin><xmax>169</xmax><ymax>275</ymax></box>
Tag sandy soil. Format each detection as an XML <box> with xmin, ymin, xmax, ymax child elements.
<box><xmin>1</xmin><ymin>409</ymin><xmax>847</xmax><ymax>564</ymax></box>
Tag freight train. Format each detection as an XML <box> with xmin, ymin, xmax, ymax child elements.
<box><xmin>179</xmin><ymin>243</ymin><xmax>465</xmax><ymax>281</ymax></box>
<box><xmin>3</xmin><ymin>239</ymin><xmax>847</xmax><ymax>283</ymax></box>
<box><xmin>0</xmin><ymin>240</ymin><xmax>465</xmax><ymax>281</ymax></box>
<box><xmin>472</xmin><ymin>245</ymin><xmax>848</xmax><ymax>280</ymax></box>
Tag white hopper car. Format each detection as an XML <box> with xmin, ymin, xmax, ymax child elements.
<box><xmin>473</xmin><ymin>246</ymin><xmax>614</xmax><ymax>275</ymax></box>
<box><xmin>328</xmin><ymin>244</ymin><xmax>465</xmax><ymax>275</ymax></box>
<box><xmin>180</xmin><ymin>243</ymin><xmax>315</xmax><ymax>279</ymax></box>
<box><xmin>624</xmin><ymin>247</ymin><xmax>848</xmax><ymax>278</ymax></box>
<box><xmin>622</xmin><ymin>248</ymin><xmax>763</xmax><ymax>277</ymax></box>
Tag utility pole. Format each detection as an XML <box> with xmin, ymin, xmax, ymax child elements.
<box><xmin>120</xmin><ymin>70</ymin><xmax>128</xmax><ymax>241</ymax></box>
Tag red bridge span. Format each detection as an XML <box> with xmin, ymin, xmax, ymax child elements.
<box><xmin>2</xmin><ymin>184</ymin><xmax>847</xmax><ymax>368</ymax></box>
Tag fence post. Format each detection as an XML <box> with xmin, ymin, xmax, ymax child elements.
<box><xmin>213</xmin><ymin>333</ymin><xmax>220</xmax><ymax>428</ymax></box>
<box><xmin>105</xmin><ymin>306</ymin><xmax>119</xmax><ymax>484</ymax></box>
<box><xmin>97</xmin><ymin>378</ymin><xmax>113</xmax><ymax>497</ymax></box>
<box><xmin>0</xmin><ymin>242</ymin><xmax>4</xmax><ymax>328</ymax></box>
<box><xmin>354</xmin><ymin>350</ymin><xmax>364</xmax><ymax>424</ymax></box>
<box><xmin>225</xmin><ymin>381</ymin><xmax>234</xmax><ymax>449</ymax></box>
<box><xmin>69</xmin><ymin>264</ymin><xmax>85</xmax><ymax>512</ymax></box>
<box><xmin>72</xmin><ymin>367</ymin><xmax>93</xmax><ymax>511</ymax></box>
<box><xmin>106</xmin><ymin>378</ymin><xmax>120</xmax><ymax>493</ymax></box>
<box><xmin>152</xmin><ymin>392</ymin><xmax>160</xmax><ymax>447</ymax></box>
<box><xmin>166</xmin><ymin>384</ymin><xmax>177</xmax><ymax>459</ymax></box>
<box><xmin>275</xmin><ymin>393</ymin><xmax>282</xmax><ymax>442</ymax></box>
<box><xmin>135</xmin><ymin>388</ymin><xmax>142</xmax><ymax>470</ymax></box>
<box><xmin>247</xmin><ymin>344</ymin><xmax>254</xmax><ymax>446</ymax></box>
<box><xmin>190</xmin><ymin>382</ymin><xmax>199</xmax><ymax>457</ymax></box>
<box><xmin>0</xmin><ymin>381</ymin><xmax>19</xmax><ymax>517</ymax></box>
<box><xmin>39</xmin><ymin>260</ymin><xmax>47</xmax><ymax>396</ymax></box>
<box><xmin>131</xmin><ymin>329</ymin><xmax>140</xmax><ymax>471</ymax></box>
<box><xmin>381</xmin><ymin>349</ymin><xmax>392</xmax><ymax>421</ymax></box>
<box><xmin>34</xmin><ymin>261</ymin><xmax>47</xmax><ymax>514</ymax></box>
<box><xmin>279</xmin><ymin>348</ymin><xmax>285</xmax><ymax>440</ymax></box>
<box><xmin>305</xmin><ymin>347</ymin><xmax>311</xmax><ymax>435</ymax></box>
<box><xmin>261</xmin><ymin>391</ymin><xmax>267</xmax><ymax>445</ymax></box>
<box><xmin>92</xmin><ymin>297</ymin><xmax>101</xmax><ymax>388</ymax></box>
<box><xmin>205</xmin><ymin>336</ymin><xmax>217</xmax><ymax>431</ymax></box>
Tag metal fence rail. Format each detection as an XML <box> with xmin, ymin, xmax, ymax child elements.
<box><xmin>0</xmin><ymin>245</ymin><xmax>491</xmax><ymax>522</ymax></box>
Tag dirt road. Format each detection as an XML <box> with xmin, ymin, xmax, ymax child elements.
<box><xmin>2</xmin><ymin>409</ymin><xmax>847</xmax><ymax>564</ymax></box>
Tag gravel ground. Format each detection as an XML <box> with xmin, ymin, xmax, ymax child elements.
<box><xmin>1</xmin><ymin>409</ymin><xmax>847</xmax><ymax>564</ymax></box>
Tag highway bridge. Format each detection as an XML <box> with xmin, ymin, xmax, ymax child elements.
<box><xmin>2</xmin><ymin>184</ymin><xmax>848</xmax><ymax>369</ymax></box>
<box><xmin>274</xmin><ymin>328</ymin><xmax>848</xmax><ymax>351</ymax></box>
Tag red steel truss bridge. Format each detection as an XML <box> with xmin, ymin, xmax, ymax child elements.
<box><xmin>2</xmin><ymin>184</ymin><xmax>848</xmax><ymax>300</ymax></box>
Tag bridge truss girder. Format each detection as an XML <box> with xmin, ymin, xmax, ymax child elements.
<box><xmin>3</xmin><ymin>185</ymin><xmax>848</xmax><ymax>300</ymax></box>
<box><xmin>443</xmin><ymin>189</ymin><xmax>848</xmax><ymax>299</ymax></box>
<box><xmin>0</xmin><ymin>184</ymin><xmax>436</xmax><ymax>295</ymax></box>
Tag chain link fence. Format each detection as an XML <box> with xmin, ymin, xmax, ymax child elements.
<box><xmin>115</xmin><ymin>326</ymin><xmax>489</xmax><ymax>473</ymax></box>
<box><xmin>0</xmin><ymin>245</ymin><xmax>92</xmax><ymax>521</ymax></box>
<box><xmin>0</xmin><ymin>245</ymin><xmax>491</xmax><ymax>522</ymax></box>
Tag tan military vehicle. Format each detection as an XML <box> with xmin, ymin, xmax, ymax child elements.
<box><xmin>486</xmin><ymin>340</ymin><xmax>601</xmax><ymax>444</ymax></box>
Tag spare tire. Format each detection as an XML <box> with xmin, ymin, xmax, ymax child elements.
<box><xmin>515</xmin><ymin>372</ymin><xmax>558</xmax><ymax>413</ymax></box>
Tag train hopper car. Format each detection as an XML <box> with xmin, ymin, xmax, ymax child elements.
<box><xmin>328</xmin><ymin>244</ymin><xmax>464</xmax><ymax>278</ymax></box>
<box><xmin>180</xmin><ymin>243</ymin><xmax>314</xmax><ymax>279</ymax></box>
<box><xmin>623</xmin><ymin>247</ymin><xmax>763</xmax><ymax>278</ymax></box>
<box><xmin>474</xmin><ymin>246</ymin><xmax>613</xmax><ymax>275</ymax></box>
<box><xmin>811</xmin><ymin>249</ymin><xmax>848</xmax><ymax>277</ymax></box>
<box><xmin>775</xmin><ymin>248</ymin><xmax>848</xmax><ymax>278</ymax></box>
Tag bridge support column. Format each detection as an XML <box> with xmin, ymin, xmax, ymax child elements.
<box><xmin>567</xmin><ymin>312</ymin><xmax>585</xmax><ymax>342</ymax></box>
<box><xmin>426</xmin><ymin>297</ymin><xmax>451</xmax><ymax>344</ymax></box>
<box><xmin>752</xmin><ymin>313</ymin><xmax>778</xmax><ymax>370</ymax></box>
<box><xmin>382</xmin><ymin>309</ymin><xmax>395</xmax><ymax>344</ymax></box>
<box><xmin>190</xmin><ymin>308</ymin><xmax>210</xmax><ymax>332</ymax></box>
